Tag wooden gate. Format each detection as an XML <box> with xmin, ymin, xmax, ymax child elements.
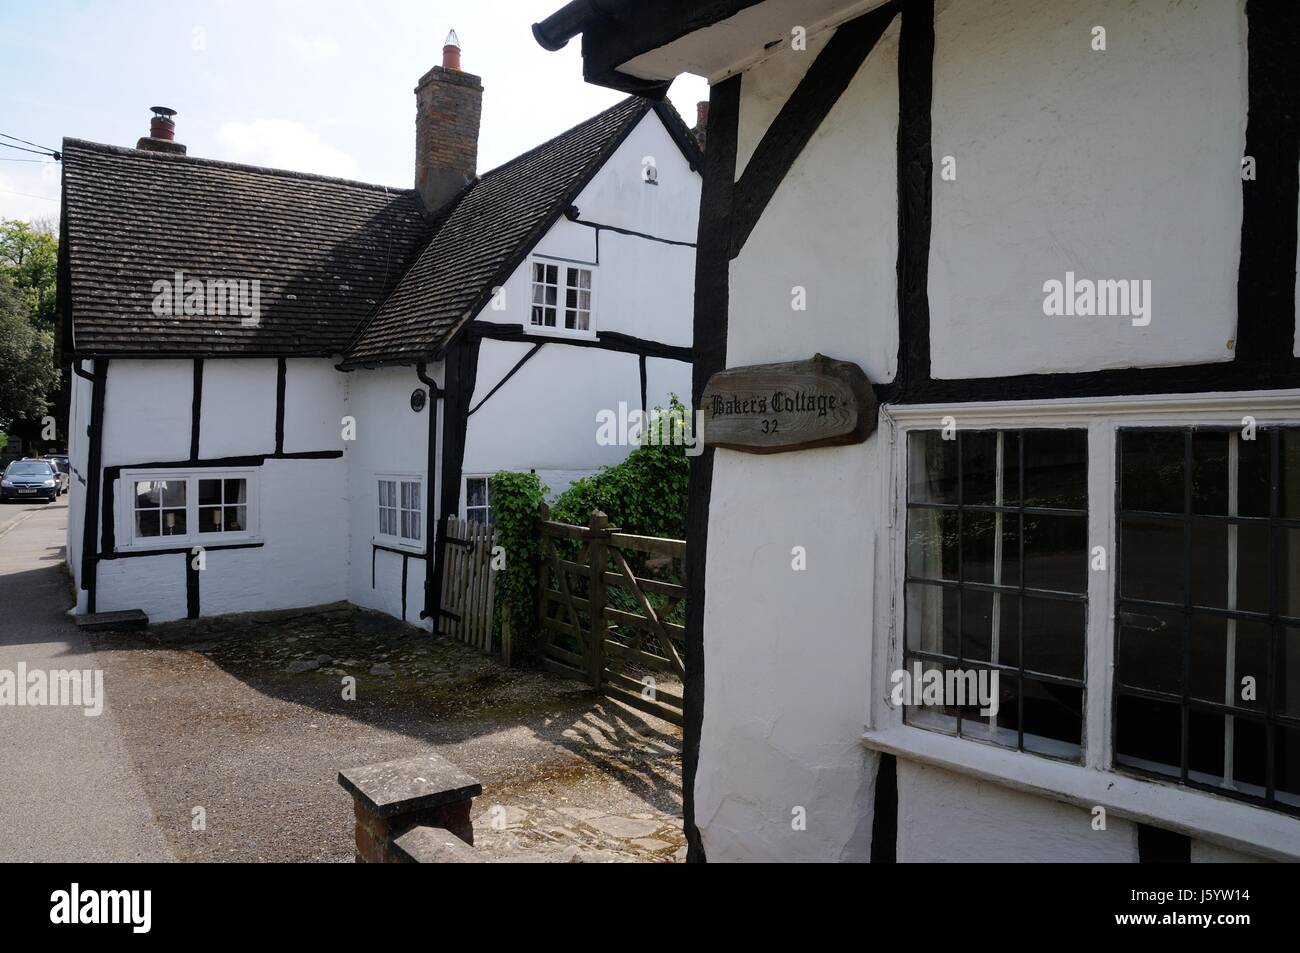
<box><xmin>439</xmin><ymin>516</ymin><xmax>497</xmax><ymax>653</ymax></box>
<box><xmin>536</xmin><ymin>505</ymin><xmax>686</xmax><ymax>725</ymax></box>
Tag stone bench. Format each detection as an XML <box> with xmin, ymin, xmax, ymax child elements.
<box><xmin>337</xmin><ymin>753</ymin><xmax>483</xmax><ymax>863</ymax></box>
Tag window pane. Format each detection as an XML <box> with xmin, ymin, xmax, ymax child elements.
<box><xmin>1277</xmin><ymin>725</ymin><xmax>1300</xmax><ymax>804</ymax></box>
<box><xmin>161</xmin><ymin>508</ymin><xmax>186</xmax><ymax>536</ymax></box>
<box><xmin>576</xmin><ymin>268</ymin><xmax>591</xmax><ymax>290</ymax></box>
<box><xmin>905</xmin><ymin>583</ymin><xmax>958</xmax><ymax>658</ymax></box>
<box><xmin>199</xmin><ymin>506</ymin><xmax>223</xmax><ymax>533</ymax></box>
<box><xmin>136</xmin><ymin>509</ymin><xmax>161</xmax><ymax>538</ymax></box>
<box><xmin>1117</xmin><ymin>605</ymin><xmax>1182</xmax><ymax>694</ymax></box>
<box><xmin>1281</xmin><ymin>628</ymin><xmax>1300</xmax><ymax>719</ymax></box>
<box><xmin>1116</xmin><ymin>694</ymin><xmax>1181</xmax><ymax>777</ymax></box>
<box><xmin>466</xmin><ymin>505</ymin><xmax>490</xmax><ymax>525</ymax></box>
<box><xmin>1190</xmin><ymin>431</ymin><xmax>1229</xmax><ymax>515</ymax></box>
<box><xmin>1239</xmin><ymin>432</ymin><xmax>1271</xmax><ymax>518</ymax></box>
<box><xmin>225</xmin><ymin>479</ymin><xmax>247</xmax><ymax>505</ymax></box>
<box><xmin>1023</xmin><ymin>430</ymin><xmax>1087</xmax><ymax>510</ymax></box>
<box><xmin>961</xmin><ymin>432</ymin><xmax>999</xmax><ymax>507</ymax></box>
<box><xmin>907</xmin><ymin>509</ymin><xmax>958</xmax><ymax>581</ymax></box>
<box><xmin>907</xmin><ymin>431</ymin><xmax>957</xmax><ymax>504</ymax></box>
<box><xmin>405</xmin><ymin>481</ymin><xmax>421</xmax><ymax>512</ymax></box>
<box><xmin>1119</xmin><ymin>517</ymin><xmax>1184</xmax><ymax>604</ymax></box>
<box><xmin>1282</xmin><ymin>432</ymin><xmax>1300</xmax><ymax>519</ymax></box>
<box><xmin>546</xmin><ymin>264</ymin><xmax>557</xmax><ymax>283</ymax></box>
<box><xmin>961</xmin><ymin>511</ymin><xmax>1018</xmax><ymax>587</ymax></box>
<box><xmin>532</xmin><ymin>262</ymin><xmax>544</xmax><ymax>283</ymax></box>
<box><xmin>199</xmin><ymin>479</ymin><xmax>222</xmax><ymax>506</ymax></box>
<box><xmin>1022</xmin><ymin>514</ymin><xmax>1086</xmax><ymax>593</ymax></box>
<box><xmin>1281</xmin><ymin>528</ymin><xmax>1300</xmax><ymax>619</ymax></box>
<box><xmin>1121</xmin><ymin>430</ymin><xmax>1185</xmax><ymax>514</ymax></box>
<box><xmin>159</xmin><ymin>480</ymin><xmax>186</xmax><ymax>506</ymax></box>
<box><xmin>1021</xmin><ymin>678</ymin><xmax>1081</xmax><ymax>758</ymax></box>
<box><xmin>135</xmin><ymin>481</ymin><xmax>160</xmax><ymax>508</ymax></box>
<box><xmin>960</xmin><ymin>588</ymin><xmax>1017</xmax><ymax>666</ymax></box>
<box><xmin>1187</xmin><ymin>709</ymin><xmax>1225</xmax><ymax>785</ymax></box>
<box><xmin>901</xmin><ymin>657</ymin><xmax>960</xmax><ymax>732</ymax></box>
<box><xmin>224</xmin><ymin>506</ymin><xmax>246</xmax><ymax>532</ymax></box>
<box><xmin>1189</xmin><ymin>616</ymin><xmax>1270</xmax><ymax>710</ymax></box>
<box><xmin>466</xmin><ymin>478</ymin><xmax>486</xmax><ymax>508</ymax></box>
<box><xmin>1021</xmin><ymin>597</ymin><xmax>1085</xmax><ymax>679</ymax></box>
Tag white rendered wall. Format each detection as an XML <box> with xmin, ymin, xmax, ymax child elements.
<box><xmin>896</xmin><ymin>761</ymin><xmax>1140</xmax><ymax>861</ymax></box>
<box><xmin>344</xmin><ymin>364</ymin><xmax>439</xmax><ymax>628</ymax></box>
<box><xmin>100</xmin><ymin>359</ymin><xmax>193</xmax><ymax>468</ymax></box>
<box><xmin>464</xmin><ymin>109</ymin><xmax>699</xmax><ymax>498</ymax></box>
<box><xmin>694</xmin><ymin>14</ymin><xmax>900</xmax><ymax>863</ymax></box>
<box><xmin>928</xmin><ymin>0</ymin><xmax>1247</xmax><ymax>378</ymax></box>
<box><xmin>727</xmin><ymin>15</ymin><xmax>900</xmax><ymax>384</ymax></box>
<box><xmin>91</xmin><ymin>357</ymin><xmax>351</xmax><ymax>623</ymax></box>
<box><xmin>198</xmin><ymin>359</ymin><xmax>277</xmax><ymax>458</ymax></box>
<box><xmin>463</xmin><ymin>339</ymin><xmax>641</xmax><ymax>496</ymax></box>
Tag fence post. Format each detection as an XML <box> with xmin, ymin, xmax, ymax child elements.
<box><xmin>586</xmin><ymin>509</ymin><xmax>610</xmax><ymax>691</ymax></box>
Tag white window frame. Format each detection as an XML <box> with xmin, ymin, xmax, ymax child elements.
<box><xmin>461</xmin><ymin>474</ymin><xmax>492</xmax><ymax>524</ymax></box>
<box><xmin>864</xmin><ymin>389</ymin><xmax>1300</xmax><ymax>861</ymax></box>
<box><xmin>119</xmin><ymin>467</ymin><xmax>260</xmax><ymax>551</ymax></box>
<box><xmin>375</xmin><ymin>472</ymin><xmax>425</xmax><ymax>551</ymax></box>
<box><xmin>528</xmin><ymin>255</ymin><xmax>597</xmax><ymax>339</ymax></box>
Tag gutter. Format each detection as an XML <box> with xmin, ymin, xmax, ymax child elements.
<box><xmin>415</xmin><ymin>362</ymin><xmax>443</xmax><ymax>621</ymax></box>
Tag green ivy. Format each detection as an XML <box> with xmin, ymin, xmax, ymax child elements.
<box><xmin>489</xmin><ymin>469</ymin><xmax>548</xmax><ymax>661</ymax></box>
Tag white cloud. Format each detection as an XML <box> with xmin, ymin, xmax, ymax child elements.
<box><xmin>215</xmin><ymin>120</ymin><xmax>360</xmax><ymax>179</ymax></box>
<box><xmin>285</xmin><ymin>33</ymin><xmax>339</xmax><ymax>59</ymax></box>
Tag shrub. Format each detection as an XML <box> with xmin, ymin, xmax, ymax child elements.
<box><xmin>549</xmin><ymin>396</ymin><xmax>691</xmax><ymax>538</ymax></box>
<box><xmin>489</xmin><ymin>469</ymin><xmax>548</xmax><ymax>661</ymax></box>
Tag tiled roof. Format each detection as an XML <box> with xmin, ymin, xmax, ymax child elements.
<box><xmin>62</xmin><ymin>95</ymin><xmax>688</xmax><ymax>363</ymax></box>
<box><xmin>342</xmin><ymin>96</ymin><xmax>653</xmax><ymax>366</ymax></box>
<box><xmin>61</xmin><ymin>140</ymin><xmax>431</xmax><ymax>356</ymax></box>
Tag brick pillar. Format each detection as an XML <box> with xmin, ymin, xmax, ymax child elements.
<box><xmin>339</xmin><ymin>753</ymin><xmax>482</xmax><ymax>863</ymax></box>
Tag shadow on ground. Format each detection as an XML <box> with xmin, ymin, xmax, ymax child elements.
<box><xmin>85</xmin><ymin>602</ymin><xmax>684</xmax><ymax>862</ymax></box>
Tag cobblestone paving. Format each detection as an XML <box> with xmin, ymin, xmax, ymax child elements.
<box><xmin>86</xmin><ymin>603</ymin><xmax>684</xmax><ymax>862</ymax></box>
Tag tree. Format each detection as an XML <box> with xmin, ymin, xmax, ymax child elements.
<box><xmin>0</xmin><ymin>217</ymin><xmax>59</xmax><ymax>327</ymax></box>
<box><xmin>0</xmin><ymin>275</ymin><xmax>59</xmax><ymax>434</ymax></box>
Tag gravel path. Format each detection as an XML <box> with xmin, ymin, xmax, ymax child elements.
<box><xmin>85</xmin><ymin>604</ymin><xmax>685</xmax><ymax>862</ymax></box>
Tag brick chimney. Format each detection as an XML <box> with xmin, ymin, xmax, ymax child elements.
<box><xmin>137</xmin><ymin>106</ymin><xmax>187</xmax><ymax>155</ymax></box>
<box><xmin>414</xmin><ymin>30</ymin><xmax>482</xmax><ymax>211</ymax></box>
<box><xmin>691</xmin><ymin>101</ymin><xmax>709</xmax><ymax>152</ymax></box>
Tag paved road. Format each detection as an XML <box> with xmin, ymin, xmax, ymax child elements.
<box><xmin>0</xmin><ymin>499</ymin><xmax>173</xmax><ymax>861</ymax></box>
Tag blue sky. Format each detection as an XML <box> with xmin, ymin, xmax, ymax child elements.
<box><xmin>0</xmin><ymin>0</ymin><xmax>708</xmax><ymax>222</ymax></box>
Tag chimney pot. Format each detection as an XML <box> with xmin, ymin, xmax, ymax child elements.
<box><xmin>138</xmin><ymin>106</ymin><xmax>187</xmax><ymax>155</ymax></box>
<box><xmin>442</xmin><ymin>29</ymin><xmax>461</xmax><ymax>71</ymax></box>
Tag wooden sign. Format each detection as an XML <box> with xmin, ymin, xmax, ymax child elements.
<box><xmin>701</xmin><ymin>354</ymin><xmax>877</xmax><ymax>454</ymax></box>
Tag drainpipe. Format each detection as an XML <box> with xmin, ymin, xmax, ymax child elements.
<box><xmin>416</xmin><ymin>362</ymin><xmax>443</xmax><ymax>622</ymax></box>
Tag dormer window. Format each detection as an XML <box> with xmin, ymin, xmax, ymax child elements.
<box><xmin>530</xmin><ymin>258</ymin><xmax>595</xmax><ymax>334</ymax></box>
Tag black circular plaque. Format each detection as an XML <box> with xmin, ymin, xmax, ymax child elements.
<box><xmin>410</xmin><ymin>388</ymin><xmax>427</xmax><ymax>412</ymax></box>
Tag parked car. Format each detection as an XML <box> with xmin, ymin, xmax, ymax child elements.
<box><xmin>1</xmin><ymin>460</ymin><xmax>60</xmax><ymax>502</ymax></box>
<box><xmin>44</xmin><ymin>456</ymin><xmax>70</xmax><ymax>495</ymax></box>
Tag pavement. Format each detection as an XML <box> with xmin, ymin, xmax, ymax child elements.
<box><xmin>0</xmin><ymin>498</ymin><xmax>173</xmax><ymax>861</ymax></box>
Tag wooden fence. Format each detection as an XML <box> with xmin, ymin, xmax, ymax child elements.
<box><xmin>535</xmin><ymin>505</ymin><xmax>686</xmax><ymax>725</ymax></box>
<box><xmin>439</xmin><ymin>516</ymin><xmax>497</xmax><ymax>654</ymax></box>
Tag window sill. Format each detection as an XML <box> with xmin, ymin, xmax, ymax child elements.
<box><xmin>526</xmin><ymin>325</ymin><xmax>597</xmax><ymax>342</ymax></box>
<box><xmin>861</xmin><ymin>724</ymin><xmax>1300</xmax><ymax>862</ymax></box>
<box><xmin>118</xmin><ymin>535</ymin><xmax>263</xmax><ymax>554</ymax></box>
<box><xmin>372</xmin><ymin>538</ymin><xmax>425</xmax><ymax>556</ymax></box>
